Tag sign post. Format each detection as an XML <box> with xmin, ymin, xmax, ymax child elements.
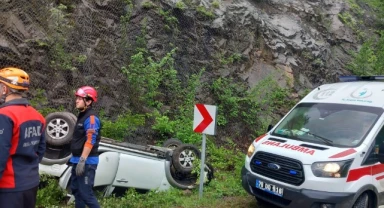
<box><xmin>193</xmin><ymin>104</ymin><xmax>217</xmax><ymax>199</ymax></box>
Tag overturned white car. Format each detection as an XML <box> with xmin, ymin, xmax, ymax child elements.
<box><xmin>39</xmin><ymin>112</ymin><xmax>214</xmax><ymax>197</ymax></box>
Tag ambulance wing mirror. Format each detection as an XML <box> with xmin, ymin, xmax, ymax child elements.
<box><xmin>267</xmin><ymin>124</ymin><xmax>274</xmax><ymax>132</ymax></box>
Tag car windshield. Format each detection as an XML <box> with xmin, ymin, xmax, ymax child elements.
<box><xmin>271</xmin><ymin>103</ymin><xmax>383</xmax><ymax>147</ymax></box>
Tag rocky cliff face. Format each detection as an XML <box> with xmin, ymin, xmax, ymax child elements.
<box><xmin>0</xmin><ymin>0</ymin><xmax>377</xmax><ymax>142</ymax></box>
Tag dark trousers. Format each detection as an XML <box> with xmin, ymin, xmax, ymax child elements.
<box><xmin>71</xmin><ymin>164</ymin><xmax>100</xmax><ymax>208</ymax></box>
<box><xmin>0</xmin><ymin>186</ymin><xmax>38</xmax><ymax>208</ymax></box>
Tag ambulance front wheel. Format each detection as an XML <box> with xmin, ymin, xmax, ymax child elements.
<box><xmin>352</xmin><ymin>192</ymin><xmax>373</xmax><ymax>208</ymax></box>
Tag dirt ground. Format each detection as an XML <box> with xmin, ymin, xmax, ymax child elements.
<box><xmin>57</xmin><ymin>195</ymin><xmax>281</xmax><ymax>208</ymax></box>
<box><xmin>197</xmin><ymin>195</ymin><xmax>280</xmax><ymax>208</ymax></box>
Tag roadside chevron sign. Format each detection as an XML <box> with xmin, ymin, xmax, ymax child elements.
<box><xmin>193</xmin><ymin>104</ymin><xmax>217</xmax><ymax>135</ymax></box>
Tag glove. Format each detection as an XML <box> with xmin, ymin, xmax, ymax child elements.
<box><xmin>76</xmin><ymin>157</ymin><xmax>86</xmax><ymax>176</ymax></box>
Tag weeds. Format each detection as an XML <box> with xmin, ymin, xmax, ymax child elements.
<box><xmin>100</xmin><ymin>110</ymin><xmax>145</xmax><ymax>141</ymax></box>
<box><xmin>37</xmin><ymin>175</ymin><xmax>66</xmax><ymax>207</ymax></box>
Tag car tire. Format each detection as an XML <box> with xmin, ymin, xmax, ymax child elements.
<box><xmin>172</xmin><ymin>144</ymin><xmax>201</xmax><ymax>174</ymax></box>
<box><xmin>352</xmin><ymin>192</ymin><xmax>372</xmax><ymax>208</ymax></box>
<box><xmin>45</xmin><ymin>112</ymin><xmax>76</xmax><ymax>146</ymax></box>
<box><xmin>170</xmin><ymin>162</ymin><xmax>214</xmax><ymax>188</ymax></box>
<box><xmin>164</xmin><ymin>151</ymin><xmax>214</xmax><ymax>190</ymax></box>
<box><xmin>41</xmin><ymin>155</ymin><xmax>71</xmax><ymax>165</ymax></box>
<box><xmin>204</xmin><ymin>162</ymin><xmax>214</xmax><ymax>185</ymax></box>
<box><xmin>63</xmin><ymin>112</ymin><xmax>77</xmax><ymax>123</ymax></box>
<box><xmin>162</xmin><ymin>138</ymin><xmax>183</xmax><ymax>150</ymax></box>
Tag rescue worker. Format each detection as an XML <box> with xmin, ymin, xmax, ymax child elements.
<box><xmin>69</xmin><ymin>86</ymin><xmax>101</xmax><ymax>208</ymax></box>
<box><xmin>0</xmin><ymin>67</ymin><xmax>46</xmax><ymax>208</ymax></box>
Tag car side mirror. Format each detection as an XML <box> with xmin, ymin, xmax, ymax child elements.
<box><xmin>267</xmin><ymin>124</ymin><xmax>274</xmax><ymax>132</ymax></box>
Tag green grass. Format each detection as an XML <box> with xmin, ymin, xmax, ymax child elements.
<box><xmin>56</xmin><ymin>195</ymin><xmax>258</xmax><ymax>208</ymax></box>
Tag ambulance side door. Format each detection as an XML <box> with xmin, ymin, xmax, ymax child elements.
<box><xmin>363</xmin><ymin>124</ymin><xmax>384</xmax><ymax>205</ymax></box>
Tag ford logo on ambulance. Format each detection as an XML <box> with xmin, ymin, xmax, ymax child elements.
<box><xmin>267</xmin><ymin>163</ymin><xmax>280</xmax><ymax>170</ymax></box>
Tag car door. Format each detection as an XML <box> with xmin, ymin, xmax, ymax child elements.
<box><xmin>363</xmin><ymin>123</ymin><xmax>384</xmax><ymax>206</ymax></box>
<box><xmin>112</xmin><ymin>152</ymin><xmax>168</xmax><ymax>190</ymax></box>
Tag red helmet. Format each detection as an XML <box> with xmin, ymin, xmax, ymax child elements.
<box><xmin>75</xmin><ymin>86</ymin><xmax>98</xmax><ymax>102</ymax></box>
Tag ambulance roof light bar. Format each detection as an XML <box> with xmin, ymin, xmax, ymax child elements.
<box><xmin>339</xmin><ymin>75</ymin><xmax>384</xmax><ymax>82</ymax></box>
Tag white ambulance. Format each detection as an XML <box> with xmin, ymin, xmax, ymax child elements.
<box><xmin>242</xmin><ymin>76</ymin><xmax>384</xmax><ymax>208</ymax></box>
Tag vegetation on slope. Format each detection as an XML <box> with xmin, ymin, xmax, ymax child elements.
<box><xmin>34</xmin><ymin>0</ymin><xmax>384</xmax><ymax>207</ymax></box>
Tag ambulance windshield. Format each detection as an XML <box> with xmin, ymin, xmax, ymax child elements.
<box><xmin>271</xmin><ymin>103</ymin><xmax>383</xmax><ymax>147</ymax></box>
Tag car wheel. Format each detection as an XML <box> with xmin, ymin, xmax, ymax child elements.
<box><xmin>41</xmin><ymin>152</ymin><xmax>71</xmax><ymax>165</ymax></box>
<box><xmin>172</xmin><ymin>144</ymin><xmax>201</xmax><ymax>174</ymax></box>
<box><xmin>63</xmin><ymin>112</ymin><xmax>77</xmax><ymax>123</ymax></box>
<box><xmin>352</xmin><ymin>192</ymin><xmax>372</xmax><ymax>208</ymax></box>
<box><xmin>45</xmin><ymin>112</ymin><xmax>76</xmax><ymax>146</ymax></box>
<box><xmin>204</xmin><ymin>162</ymin><xmax>214</xmax><ymax>185</ymax></box>
<box><xmin>162</xmin><ymin>138</ymin><xmax>183</xmax><ymax>150</ymax></box>
<box><xmin>166</xmin><ymin>161</ymin><xmax>214</xmax><ymax>189</ymax></box>
<box><xmin>164</xmin><ymin>150</ymin><xmax>214</xmax><ymax>190</ymax></box>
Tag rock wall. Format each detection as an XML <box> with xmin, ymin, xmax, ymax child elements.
<box><xmin>0</xmin><ymin>0</ymin><xmax>378</xmax><ymax>143</ymax></box>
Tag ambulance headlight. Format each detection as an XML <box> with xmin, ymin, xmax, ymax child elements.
<box><xmin>247</xmin><ymin>134</ymin><xmax>266</xmax><ymax>158</ymax></box>
<box><xmin>247</xmin><ymin>144</ymin><xmax>255</xmax><ymax>158</ymax></box>
<box><xmin>311</xmin><ymin>160</ymin><xmax>353</xmax><ymax>178</ymax></box>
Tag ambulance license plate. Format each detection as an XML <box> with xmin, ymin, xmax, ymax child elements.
<box><xmin>255</xmin><ymin>179</ymin><xmax>284</xmax><ymax>197</ymax></box>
